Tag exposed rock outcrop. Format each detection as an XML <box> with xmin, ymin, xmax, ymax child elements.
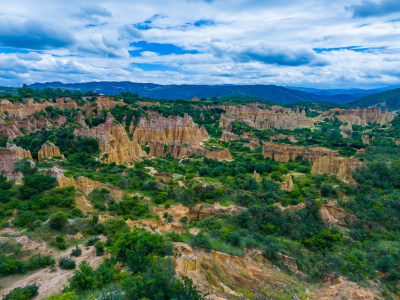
<box><xmin>153</xmin><ymin>203</ymin><xmax>243</xmax><ymax>223</ymax></box>
<box><xmin>38</xmin><ymin>141</ymin><xmax>64</xmax><ymax>162</ymax></box>
<box><xmin>133</xmin><ymin>113</ymin><xmax>209</xmax><ymax>147</ymax></box>
<box><xmin>204</xmin><ymin>149</ymin><xmax>232</xmax><ymax>161</ymax></box>
<box><xmin>321</xmin><ymin>107</ymin><xmax>394</xmax><ymax>125</ymax></box>
<box><xmin>148</xmin><ymin>140</ymin><xmax>166</xmax><ymax>157</ymax></box>
<box><xmin>57</xmin><ymin>175</ymin><xmax>125</xmax><ymax>201</ymax></box>
<box><xmin>311</xmin><ymin>156</ymin><xmax>365</xmax><ymax>184</ymax></box>
<box><xmin>319</xmin><ymin>204</ymin><xmax>357</xmax><ymax>229</ymax></box>
<box><xmin>219</xmin><ymin>104</ymin><xmax>315</xmax><ymax>130</ymax></box>
<box><xmin>221</xmin><ymin>131</ymin><xmax>239</xmax><ymax>142</ymax></box>
<box><xmin>310</xmin><ymin>276</ymin><xmax>382</xmax><ymax>300</ymax></box>
<box><xmin>280</xmin><ymin>172</ymin><xmax>294</xmax><ymax>191</ymax></box>
<box><xmin>7</xmin><ymin>143</ymin><xmax>32</xmax><ymax>160</ymax></box>
<box><xmin>173</xmin><ymin>242</ymin><xmax>305</xmax><ymax>299</ymax></box>
<box><xmin>0</xmin><ymin>149</ymin><xmax>16</xmax><ymax>176</ymax></box>
<box><xmin>74</xmin><ymin>115</ymin><xmax>146</xmax><ymax>164</ymax></box>
<box><xmin>262</xmin><ymin>142</ymin><xmax>337</xmax><ymax>163</ymax></box>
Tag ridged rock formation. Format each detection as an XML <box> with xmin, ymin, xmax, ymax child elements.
<box><xmin>74</xmin><ymin>115</ymin><xmax>146</xmax><ymax>164</ymax></box>
<box><xmin>311</xmin><ymin>156</ymin><xmax>365</xmax><ymax>184</ymax></box>
<box><xmin>173</xmin><ymin>242</ymin><xmax>305</xmax><ymax>299</ymax></box>
<box><xmin>262</xmin><ymin>142</ymin><xmax>337</xmax><ymax>163</ymax></box>
<box><xmin>204</xmin><ymin>149</ymin><xmax>232</xmax><ymax>161</ymax></box>
<box><xmin>57</xmin><ymin>175</ymin><xmax>125</xmax><ymax>201</ymax></box>
<box><xmin>321</xmin><ymin>108</ymin><xmax>394</xmax><ymax>125</ymax></box>
<box><xmin>280</xmin><ymin>173</ymin><xmax>294</xmax><ymax>191</ymax></box>
<box><xmin>133</xmin><ymin>113</ymin><xmax>209</xmax><ymax>147</ymax></box>
<box><xmin>7</xmin><ymin>143</ymin><xmax>32</xmax><ymax>160</ymax></box>
<box><xmin>221</xmin><ymin>131</ymin><xmax>239</xmax><ymax>142</ymax></box>
<box><xmin>219</xmin><ymin>105</ymin><xmax>315</xmax><ymax>130</ymax></box>
<box><xmin>38</xmin><ymin>142</ymin><xmax>64</xmax><ymax>162</ymax></box>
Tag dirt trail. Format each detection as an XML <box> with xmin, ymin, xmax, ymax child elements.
<box><xmin>0</xmin><ymin>237</ymin><xmax>106</xmax><ymax>299</ymax></box>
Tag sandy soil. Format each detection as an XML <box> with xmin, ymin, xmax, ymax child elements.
<box><xmin>0</xmin><ymin>236</ymin><xmax>106</xmax><ymax>299</ymax></box>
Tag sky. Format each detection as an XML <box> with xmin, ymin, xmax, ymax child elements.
<box><xmin>1</xmin><ymin>0</ymin><xmax>400</xmax><ymax>88</ymax></box>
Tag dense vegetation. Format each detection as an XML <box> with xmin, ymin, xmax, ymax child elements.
<box><xmin>1</xmin><ymin>91</ymin><xmax>400</xmax><ymax>299</ymax></box>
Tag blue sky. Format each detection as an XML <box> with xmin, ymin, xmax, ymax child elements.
<box><xmin>1</xmin><ymin>0</ymin><xmax>400</xmax><ymax>88</ymax></box>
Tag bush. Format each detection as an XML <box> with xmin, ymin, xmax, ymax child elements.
<box><xmin>68</xmin><ymin>261</ymin><xmax>95</xmax><ymax>292</ymax></box>
<box><xmin>59</xmin><ymin>257</ymin><xmax>76</xmax><ymax>270</ymax></box>
<box><xmin>86</xmin><ymin>236</ymin><xmax>100</xmax><ymax>246</ymax></box>
<box><xmin>95</xmin><ymin>241</ymin><xmax>106</xmax><ymax>256</ymax></box>
<box><xmin>190</xmin><ymin>233</ymin><xmax>212</xmax><ymax>249</ymax></box>
<box><xmin>71</xmin><ymin>246</ymin><xmax>82</xmax><ymax>257</ymax></box>
<box><xmin>52</xmin><ymin>235</ymin><xmax>67</xmax><ymax>250</ymax></box>
<box><xmin>49</xmin><ymin>212</ymin><xmax>68</xmax><ymax>231</ymax></box>
<box><xmin>3</xmin><ymin>284</ymin><xmax>38</xmax><ymax>300</ymax></box>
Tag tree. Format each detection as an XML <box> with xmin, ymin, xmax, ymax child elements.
<box><xmin>68</xmin><ymin>261</ymin><xmax>95</xmax><ymax>292</ymax></box>
<box><xmin>49</xmin><ymin>212</ymin><xmax>68</xmax><ymax>230</ymax></box>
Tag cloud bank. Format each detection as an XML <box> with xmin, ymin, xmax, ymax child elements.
<box><xmin>0</xmin><ymin>0</ymin><xmax>400</xmax><ymax>88</ymax></box>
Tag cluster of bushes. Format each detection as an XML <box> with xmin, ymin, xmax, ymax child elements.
<box><xmin>62</xmin><ymin>229</ymin><xmax>204</xmax><ymax>299</ymax></box>
<box><xmin>0</xmin><ymin>255</ymin><xmax>54</xmax><ymax>276</ymax></box>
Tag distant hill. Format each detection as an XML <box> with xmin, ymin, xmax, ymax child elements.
<box><xmin>29</xmin><ymin>81</ymin><xmax>360</xmax><ymax>104</ymax></box>
<box><xmin>0</xmin><ymin>86</ymin><xmax>18</xmax><ymax>96</ymax></box>
<box><xmin>346</xmin><ymin>88</ymin><xmax>400</xmax><ymax>110</ymax></box>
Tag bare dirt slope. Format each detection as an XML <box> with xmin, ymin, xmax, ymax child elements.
<box><xmin>0</xmin><ymin>236</ymin><xmax>106</xmax><ymax>299</ymax></box>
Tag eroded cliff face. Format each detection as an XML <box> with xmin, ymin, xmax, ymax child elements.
<box><xmin>7</xmin><ymin>143</ymin><xmax>32</xmax><ymax>160</ymax></box>
<box><xmin>321</xmin><ymin>108</ymin><xmax>394</xmax><ymax>125</ymax></box>
<box><xmin>203</xmin><ymin>149</ymin><xmax>232</xmax><ymax>161</ymax></box>
<box><xmin>133</xmin><ymin>113</ymin><xmax>209</xmax><ymax>147</ymax></box>
<box><xmin>38</xmin><ymin>142</ymin><xmax>64</xmax><ymax>162</ymax></box>
<box><xmin>74</xmin><ymin>114</ymin><xmax>146</xmax><ymax>164</ymax></box>
<box><xmin>173</xmin><ymin>242</ymin><xmax>305</xmax><ymax>299</ymax></box>
<box><xmin>311</xmin><ymin>156</ymin><xmax>365</xmax><ymax>184</ymax></box>
<box><xmin>262</xmin><ymin>142</ymin><xmax>338</xmax><ymax>163</ymax></box>
<box><xmin>219</xmin><ymin>104</ymin><xmax>315</xmax><ymax>130</ymax></box>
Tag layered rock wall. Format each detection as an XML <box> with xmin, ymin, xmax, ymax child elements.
<box><xmin>311</xmin><ymin>156</ymin><xmax>365</xmax><ymax>184</ymax></box>
<box><xmin>219</xmin><ymin>105</ymin><xmax>315</xmax><ymax>130</ymax></box>
<box><xmin>321</xmin><ymin>108</ymin><xmax>394</xmax><ymax>125</ymax></box>
<box><xmin>204</xmin><ymin>149</ymin><xmax>232</xmax><ymax>161</ymax></box>
<box><xmin>262</xmin><ymin>142</ymin><xmax>337</xmax><ymax>163</ymax></box>
<box><xmin>133</xmin><ymin>113</ymin><xmax>209</xmax><ymax>147</ymax></box>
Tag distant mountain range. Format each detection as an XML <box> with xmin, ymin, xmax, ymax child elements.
<box><xmin>346</xmin><ymin>88</ymin><xmax>400</xmax><ymax>110</ymax></box>
<box><xmin>28</xmin><ymin>81</ymin><xmax>374</xmax><ymax>104</ymax></box>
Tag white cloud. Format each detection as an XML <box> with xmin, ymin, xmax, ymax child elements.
<box><xmin>0</xmin><ymin>0</ymin><xmax>400</xmax><ymax>88</ymax></box>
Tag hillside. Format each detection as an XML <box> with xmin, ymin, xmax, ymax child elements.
<box><xmin>347</xmin><ymin>88</ymin><xmax>400</xmax><ymax>110</ymax></box>
<box><xmin>1</xmin><ymin>92</ymin><xmax>400</xmax><ymax>299</ymax></box>
<box><xmin>29</xmin><ymin>81</ymin><xmax>357</xmax><ymax>103</ymax></box>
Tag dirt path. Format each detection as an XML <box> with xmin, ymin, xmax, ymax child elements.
<box><xmin>0</xmin><ymin>237</ymin><xmax>106</xmax><ymax>299</ymax></box>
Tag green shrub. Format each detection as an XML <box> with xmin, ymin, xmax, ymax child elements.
<box><xmin>3</xmin><ymin>284</ymin><xmax>38</xmax><ymax>300</ymax></box>
<box><xmin>59</xmin><ymin>257</ymin><xmax>76</xmax><ymax>270</ymax></box>
<box><xmin>71</xmin><ymin>246</ymin><xmax>82</xmax><ymax>257</ymax></box>
<box><xmin>86</xmin><ymin>236</ymin><xmax>100</xmax><ymax>246</ymax></box>
<box><xmin>49</xmin><ymin>212</ymin><xmax>68</xmax><ymax>231</ymax></box>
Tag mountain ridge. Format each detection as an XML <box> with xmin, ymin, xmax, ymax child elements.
<box><xmin>29</xmin><ymin>81</ymin><xmax>359</xmax><ymax>104</ymax></box>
